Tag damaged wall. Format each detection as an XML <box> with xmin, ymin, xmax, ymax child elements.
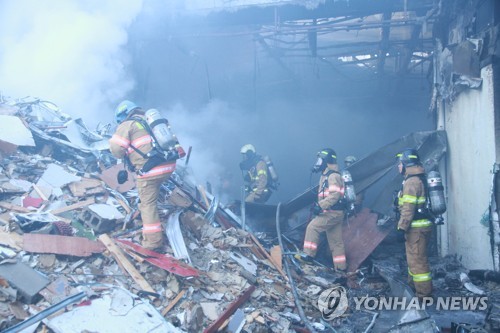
<box><xmin>444</xmin><ymin>65</ymin><xmax>496</xmax><ymax>269</ymax></box>
<box><xmin>433</xmin><ymin>0</ymin><xmax>500</xmax><ymax>270</ymax></box>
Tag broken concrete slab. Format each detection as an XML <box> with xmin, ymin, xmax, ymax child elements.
<box><xmin>0</xmin><ymin>115</ymin><xmax>35</xmax><ymax>148</ymax></box>
<box><xmin>79</xmin><ymin>203</ymin><xmax>124</xmax><ymax>233</ymax></box>
<box><xmin>46</xmin><ymin>288</ymin><xmax>181</xmax><ymax>333</ymax></box>
<box><xmin>23</xmin><ymin>234</ymin><xmax>105</xmax><ymax>257</ymax></box>
<box><xmin>36</xmin><ymin>163</ymin><xmax>81</xmax><ymax>195</ymax></box>
<box><xmin>67</xmin><ymin>177</ymin><xmax>105</xmax><ymax>197</ymax></box>
<box><xmin>0</xmin><ymin>261</ymin><xmax>49</xmax><ymax>304</ymax></box>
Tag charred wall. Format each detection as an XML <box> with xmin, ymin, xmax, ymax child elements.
<box><xmin>434</xmin><ymin>0</ymin><xmax>500</xmax><ymax>269</ymax></box>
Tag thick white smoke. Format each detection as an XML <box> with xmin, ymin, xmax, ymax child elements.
<box><xmin>0</xmin><ymin>0</ymin><xmax>143</xmax><ymax>125</ymax></box>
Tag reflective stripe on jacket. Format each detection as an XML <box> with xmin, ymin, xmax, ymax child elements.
<box><xmin>247</xmin><ymin>159</ymin><xmax>269</xmax><ymax>195</ymax></box>
<box><xmin>397</xmin><ymin>165</ymin><xmax>429</xmax><ymax>231</ymax></box>
<box><xmin>318</xmin><ymin>165</ymin><xmax>344</xmax><ymax>211</ymax></box>
<box><xmin>109</xmin><ymin>117</ymin><xmax>176</xmax><ymax>177</ymax></box>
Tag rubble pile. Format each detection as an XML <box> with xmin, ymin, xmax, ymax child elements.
<box><xmin>0</xmin><ymin>97</ymin><xmax>498</xmax><ymax>332</ymax></box>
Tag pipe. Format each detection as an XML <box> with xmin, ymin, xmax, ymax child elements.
<box><xmin>3</xmin><ymin>292</ymin><xmax>86</xmax><ymax>333</ymax></box>
<box><xmin>276</xmin><ymin>202</ymin><xmax>316</xmax><ymax>333</ymax></box>
<box><xmin>363</xmin><ymin>310</ymin><xmax>379</xmax><ymax>333</ymax></box>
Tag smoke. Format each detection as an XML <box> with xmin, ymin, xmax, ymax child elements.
<box><xmin>157</xmin><ymin>99</ymin><xmax>259</xmax><ymax>202</ymax></box>
<box><xmin>124</xmin><ymin>2</ymin><xmax>433</xmax><ymax>204</ymax></box>
<box><xmin>0</xmin><ymin>0</ymin><xmax>143</xmax><ymax>125</ymax></box>
<box><xmin>0</xmin><ymin>1</ymin><xmax>433</xmax><ymax>205</ymax></box>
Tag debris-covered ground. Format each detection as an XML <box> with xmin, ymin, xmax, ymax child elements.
<box><xmin>0</xmin><ymin>97</ymin><xmax>498</xmax><ymax>333</ymax></box>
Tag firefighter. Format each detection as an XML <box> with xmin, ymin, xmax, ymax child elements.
<box><xmin>295</xmin><ymin>148</ymin><xmax>346</xmax><ymax>271</ymax></box>
<box><xmin>109</xmin><ymin>100</ymin><xmax>180</xmax><ymax>251</ymax></box>
<box><xmin>344</xmin><ymin>155</ymin><xmax>365</xmax><ymax>213</ymax></box>
<box><xmin>239</xmin><ymin>144</ymin><xmax>272</xmax><ymax>203</ymax></box>
<box><xmin>396</xmin><ymin>148</ymin><xmax>432</xmax><ymax>297</ymax></box>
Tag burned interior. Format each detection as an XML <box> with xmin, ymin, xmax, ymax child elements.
<box><xmin>0</xmin><ymin>0</ymin><xmax>500</xmax><ymax>332</ymax></box>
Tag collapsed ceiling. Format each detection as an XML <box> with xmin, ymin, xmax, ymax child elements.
<box><xmin>173</xmin><ymin>0</ymin><xmax>436</xmax><ymax>78</ymax></box>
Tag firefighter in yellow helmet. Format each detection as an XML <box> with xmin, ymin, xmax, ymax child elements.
<box><xmin>396</xmin><ymin>148</ymin><xmax>432</xmax><ymax>297</ymax></box>
<box><xmin>239</xmin><ymin>144</ymin><xmax>272</xmax><ymax>203</ymax></box>
<box><xmin>109</xmin><ymin>100</ymin><xmax>184</xmax><ymax>251</ymax></box>
<box><xmin>295</xmin><ymin>148</ymin><xmax>347</xmax><ymax>271</ymax></box>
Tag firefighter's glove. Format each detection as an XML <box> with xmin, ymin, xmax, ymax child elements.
<box><xmin>397</xmin><ymin>225</ymin><xmax>407</xmax><ymax>232</ymax></box>
<box><xmin>117</xmin><ymin>170</ymin><xmax>129</xmax><ymax>185</ymax></box>
<box><xmin>312</xmin><ymin>204</ymin><xmax>322</xmax><ymax>216</ymax></box>
<box><xmin>244</xmin><ymin>185</ymin><xmax>251</xmax><ymax>193</ymax></box>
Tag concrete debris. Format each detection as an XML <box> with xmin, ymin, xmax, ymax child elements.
<box><xmin>0</xmin><ymin>261</ymin><xmax>50</xmax><ymax>304</ymax></box>
<box><xmin>0</xmin><ymin>115</ymin><xmax>35</xmax><ymax>152</ymax></box>
<box><xmin>47</xmin><ymin>287</ymin><xmax>181</xmax><ymax>333</ymax></box>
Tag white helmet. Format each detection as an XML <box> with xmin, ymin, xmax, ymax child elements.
<box><xmin>240</xmin><ymin>144</ymin><xmax>256</xmax><ymax>154</ymax></box>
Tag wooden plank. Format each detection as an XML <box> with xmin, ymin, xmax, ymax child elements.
<box><xmin>249</xmin><ymin>234</ymin><xmax>287</xmax><ymax>280</ymax></box>
<box><xmin>197</xmin><ymin>185</ymin><xmax>210</xmax><ymax>208</ymax></box>
<box><xmin>122</xmin><ymin>248</ymin><xmax>145</xmax><ymax>263</ymax></box>
<box><xmin>270</xmin><ymin>245</ymin><xmax>283</xmax><ymax>271</ymax></box>
<box><xmin>0</xmin><ymin>202</ymin><xmax>30</xmax><ymax>213</ymax></box>
<box><xmin>23</xmin><ymin>234</ymin><xmax>104</xmax><ymax>257</ymax></box>
<box><xmin>0</xmin><ymin>229</ymin><xmax>23</xmax><ymax>250</ymax></box>
<box><xmin>98</xmin><ymin>234</ymin><xmax>155</xmax><ymax>294</ymax></box>
<box><xmin>161</xmin><ymin>289</ymin><xmax>186</xmax><ymax>316</ymax></box>
<box><xmin>49</xmin><ymin>198</ymin><xmax>95</xmax><ymax>215</ymax></box>
<box><xmin>32</xmin><ymin>184</ymin><xmax>49</xmax><ymax>201</ymax></box>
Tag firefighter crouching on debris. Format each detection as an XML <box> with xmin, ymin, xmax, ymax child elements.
<box><xmin>396</xmin><ymin>148</ymin><xmax>432</xmax><ymax>297</ymax></box>
<box><xmin>239</xmin><ymin>144</ymin><xmax>275</xmax><ymax>203</ymax></box>
<box><xmin>295</xmin><ymin>148</ymin><xmax>347</xmax><ymax>271</ymax></box>
<box><xmin>109</xmin><ymin>100</ymin><xmax>184</xmax><ymax>251</ymax></box>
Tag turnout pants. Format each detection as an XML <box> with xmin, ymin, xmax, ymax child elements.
<box><xmin>406</xmin><ymin>227</ymin><xmax>432</xmax><ymax>297</ymax></box>
<box><xmin>136</xmin><ymin>172</ymin><xmax>171</xmax><ymax>249</ymax></box>
<box><xmin>303</xmin><ymin>210</ymin><xmax>346</xmax><ymax>271</ymax></box>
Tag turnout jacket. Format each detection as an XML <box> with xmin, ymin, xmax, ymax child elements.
<box><xmin>109</xmin><ymin>116</ymin><xmax>176</xmax><ymax>179</ymax></box>
<box><xmin>397</xmin><ymin>165</ymin><xmax>430</xmax><ymax>231</ymax></box>
<box><xmin>318</xmin><ymin>164</ymin><xmax>344</xmax><ymax>211</ymax></box>
<box><xmin>241</xmin><ymin>157</ymin><xmax>269</xmax><ymax>195</ymax></box>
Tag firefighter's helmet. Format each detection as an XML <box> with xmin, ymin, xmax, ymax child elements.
<box><xmin>397</xmin><ymin>148</ymin><xmax>421</xmax><ymax>167</ymax></box>
<box><xmin>240</xmin><ymin>144</ymin><xmax>256</xmax><ymax>155</ymax></box>
<box><xmin>115</xmin><ymin>100</ymin><xmax>139</xmax><ymax>123</ymax></box>
<box><xmin>344</xmin><ymin>155</ymin><xmax>358</xmax><ymax>167</ymax></box>
<box><xmin>313</xmin><ymin>148</ymin><xmax>337</xmax><ymax>173</ymax></box>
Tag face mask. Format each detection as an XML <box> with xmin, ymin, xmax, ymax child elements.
<box><xmin>312</xmin><ymin>157</ymin><xmax>325</xmax><ymax>173</ymax></box>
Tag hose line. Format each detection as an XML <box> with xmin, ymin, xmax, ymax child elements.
<box><xmin>276</xmin><ymin>202</ymin><xmax>317</xmax><ymax>333</ymax></box>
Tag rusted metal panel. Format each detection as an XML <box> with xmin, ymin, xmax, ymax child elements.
<box><xmin>343</xmin><ymin>208</ymin><xmax>392</xmax><ymax>273</ymax></box>
<box><xmin>116</xmin><ymin>239</ymin><xmax>200</xmax><ymax>277</ymax></box>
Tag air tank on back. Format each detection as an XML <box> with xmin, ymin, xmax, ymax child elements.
<box><xmin>427</xmin><ymin>170</ymin><xmax>446</xmax><ymax>215</ymax></box>
<box><xmin>145</xmin><ymin>109</ymin><xmax>178</xmax><ymax>151</ymax></box>
<box><xmin>262</xmin><ymin>155</ymin><xmax>279</xmax><ymax>186</ymax></box>
<box><xmin>341</xmin><ymin>170</ymin><xmax>357</xmax><ymax>204</ymax></box>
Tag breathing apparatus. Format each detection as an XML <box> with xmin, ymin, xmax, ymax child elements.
<box><xmin>312</xmin><ymin>148</ymin><xmax>337</xmax><ymax>173</ymax></box>
<box><xmin>395</xmin><ymin>148</ymin><xmax>447</xmax><ymax>225</ymax></box>
<box><xmin>125</xmin><ymin>109</ymin><xmax>184</xmax><ymax>175</ymax></box>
